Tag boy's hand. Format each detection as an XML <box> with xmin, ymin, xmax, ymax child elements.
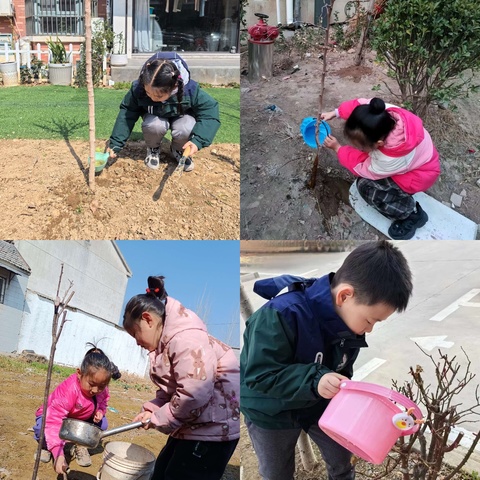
<box><xmin>320</xmin><ymin>110</ymin><xmax>336</xmax><ymax>121</ymax></box>
<box><xmin>93</xmin><ymin>410</ymin><xmax>103</xmax><ymax>423</ymax></box>
<box><xmin>54</xmin><ymin>455</ymin><xmax>68</xmax><ymax>474</ymax></box>
<box><xmin>317</xmin><ymin>372</ymin><xmax>349</xmax><ymax>399</ymax></box>
<box><xmin>324</xmin><ymin>135</ymin><xmax>341</xmax><ymax>153</ymax></box>
<box><xmin>181</xmin><ymin>141</ymin><xmax>198</xmax><ymax>156</ymax></box>
<box><xmin>133</xmin><ymin>410</ymin><xmax>153</xmax><ymax>429</ymax></box>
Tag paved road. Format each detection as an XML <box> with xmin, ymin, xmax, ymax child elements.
<box><xmin>240</xmin><ymin>241</ymin><xmax>480</xmax><ymax>470</ymax></box>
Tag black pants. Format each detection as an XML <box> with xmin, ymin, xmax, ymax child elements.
<box><xmin>151</xmin><ymin>437</ymin><xmax>239</xmax><ymax>480</ymax></box>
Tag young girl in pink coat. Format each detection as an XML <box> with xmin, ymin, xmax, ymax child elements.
<box><xmin>33</xmin><ymin>345</ymin><xmax>120</xmax><ymax>474</ymax></box>
<box><xmin>123</xmin><ymin>275</ymin><xmax>240</xmax><ymax>480</ymax></box>
<box><xmin>322</xmin><ymin>97</ymin><xmax>441</xmax><ymax>239</ymax></box>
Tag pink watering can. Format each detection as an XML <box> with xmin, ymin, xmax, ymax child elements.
<box><xmin>318</xmin><ymin>380</ymin><xmax>423</xmax><ymax>464</ymax></box>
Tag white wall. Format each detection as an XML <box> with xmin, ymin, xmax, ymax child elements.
<box><xmin>244</xmin><ymin>0</ymin><xmax>366</xmax><ymax>29</ymax></box>
<box><xmin>0</xmin><ymin>268</ymin><xmax>29</xmax><ymax>353</ymax></box>
<box><xmin>17</xmin><ymin>292</ymin><xmax>148</xmax><ymax>376</ymax></box>
<box><xmin>15</xmin><ymin>240</ymin><xmax>129</xmax><ymax>325</ymax></box>
<box><xmin>13</xmin><ymin>240</ymin><xmax>150</xmax><ymax>377</ymax></box>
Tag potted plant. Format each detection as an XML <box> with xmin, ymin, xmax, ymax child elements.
<box><xmin>0</xmin><ymin>36</ymin><xmax>19</xmax><ymax>86</ymax></box>
<box><xmin>110</xmin><ymin>32</ymin><xmax>128</xmax><ymax>67</ymax></box>
<box><xmin>46</xmin><ymin>37</ymin><xmax>72</xmax><ymax>86</ymax></box>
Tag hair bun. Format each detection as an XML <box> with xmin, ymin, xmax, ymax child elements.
<box><xmin>147</xmin><ymin>275</ymin><xmax>168</xmax><ymax>301</ymax></box>
<box><xmin>369</xmin><ymin>97</ymin><xmax>386</xmax><ymax>115</ymax></box>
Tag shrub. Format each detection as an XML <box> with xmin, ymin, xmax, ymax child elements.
<box><xmin>372</xmin><ymin>0</ymin><xmax>480</xmax><ymax>116</ymax></box>
<box><xmin>75</xmin><ymin>28</ymin><xmax>106</xmax><ymax>87</ymax></box>
<box><xmin>381</xmin><ymin>348</ymin><xmax>480</xmax><ymax>480</ymax></box>
<box><xmin>20</xmin><ymin>56</ymin><xmax>45</xmax><ymax>84</ymax></box>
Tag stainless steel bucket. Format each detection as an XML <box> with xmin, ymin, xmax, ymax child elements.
<box><xmin>59</xmin><ymin>418</ymin><xmax>146</xmax><ymax>448</ymax></box>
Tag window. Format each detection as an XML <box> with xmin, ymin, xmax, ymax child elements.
<box><xmin>0</xmin><ymin>276</ymin><xmax>6</xmax><ymax>304</ymax></box>
<box><xmin>25</xmin><ymin>0</ymin><xmax>97</xmax><ymax>36</ymax></box>
<box><xmin>134</xmin><ymin>0</ymin><xmax>240</xmax><ymax>53</ymax></box>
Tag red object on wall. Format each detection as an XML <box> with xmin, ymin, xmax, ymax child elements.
<box><xmin>247</xmin><ymin>13</ymin><xmax>279</xmax><ymax>43</ymax></box>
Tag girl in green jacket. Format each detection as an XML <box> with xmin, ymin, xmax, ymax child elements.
<box><xmin>107</xmin><ymin>52</ymin><xmax>220</xmax><ymax>172</ymax></box>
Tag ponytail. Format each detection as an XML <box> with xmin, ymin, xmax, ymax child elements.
<box><xmin>81</xmin><ymin>342</ymin><xmax>121</xmax><ymax>380</ymax></box>
<box><xmin>139</xmin><ymin>59</ymin><xmax>183</xmax><ymax>115</ymax></box>
<box><xmin>344</xmin><ymin>97</ymin><xmax>396</xmax><ymax>149</ymax></box>
<box><xmin>123</xmin><ymin>275</ymin><xmax>167</xmax><ymax>330</ymax></box>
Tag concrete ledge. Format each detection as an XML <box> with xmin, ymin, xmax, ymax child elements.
<box><xmin>111</xmin><ymin>53</ymin><xmax>240</xmax><ymax>85</ymax></box>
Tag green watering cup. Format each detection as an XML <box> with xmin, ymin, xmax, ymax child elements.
<box><xmin>88</xmin><ymin>152</ymin><xmax>109</xmax><ymax>173</ymax></box>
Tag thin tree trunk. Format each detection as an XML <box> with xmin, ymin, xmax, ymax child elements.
<box><xmin>31</xmin><ymin>266</ymin><xmax>75</xmax><ymax>480</ymax></box>
<box><xmin>308</xmin><ymin>0</ymin><xmax>335</xmax><ymax>189</ymax></box>
<box><xmin>297</xmin><ymin>430</ymin><xmax>317</xmax><ymax>471</ymax></box>
<box><xmin>85</xmin><ymin>0</ymin><xmax>96</xmax><ymax>191</ymax></box>
<box><xmin>354</xmin><ymin>0</ymin><xmax>376</xmax><ymax>66</ymax></box>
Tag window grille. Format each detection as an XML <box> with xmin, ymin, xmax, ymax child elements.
<box><xmin>25</xmin><ymin>0</ymin><xmax>96</xmax><ymax>36</ymax></box>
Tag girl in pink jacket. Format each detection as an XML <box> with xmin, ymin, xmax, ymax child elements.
<box><xmin>322</xmin><ymin>97</ymin><xmax>441</xmax><ymax>239</ymax></box>
<box><xmin>123</xmin><ymin>275</ymin><xmax>240</xmax><ymax>480</ymax></box>
<box><xmin>33</xmin><ymin>345</ymin><xmax>120</xmax><ymax>475</ymax></box>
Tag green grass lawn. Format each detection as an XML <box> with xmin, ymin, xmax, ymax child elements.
<box><xmin>0</xmin><ymin>85</ymin><xmax>239</xmax><ymax>144</ymax></box>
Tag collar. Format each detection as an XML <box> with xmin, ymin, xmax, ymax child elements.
<box><xmin>306</xmin><ymin>273</ymin><xmax>367</xmax><ymax>346</ymax></box>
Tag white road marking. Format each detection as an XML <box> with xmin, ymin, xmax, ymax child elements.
<box><xmin>430</xmin><ymin>289</ymin><xmax>480</xmax><ymax>321</ymax></box>
<box><xmin>410</xmin><ymin>335</ymin><xmax>454</xmax><ymax>351</ymax></box>
<box><xmin>352</xmin><ymin>358</ymin><xmax>386</xmax><ymax>381</ymax></box>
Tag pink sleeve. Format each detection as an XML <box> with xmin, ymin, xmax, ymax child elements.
<box><xmin>146</xmin><ymin>334</ymin><xmax>217</xmax><ymax>434</ymax></box>
<box><xmin>337</xmin><ymin>146</ymin><xmax>370</xmax><ymax>175</ymax></box>
<box><xmin>96</xmin><ymin>388</ymin><xmax>110</xmax><ymax>416</ymax></box>
<box><xmin>44</xmin><ymin>385</ymin><xmax>74</xmax><ymax>460</ymax></box>
<box><xmin>337</xmin><ymin>98</ymin><xmax>371</xmax><ymax>119</ymax></box>
<box><xmin>337</xmin><ymin>146</ymin><xmax>391</xmax><ymax>180</ymax></box>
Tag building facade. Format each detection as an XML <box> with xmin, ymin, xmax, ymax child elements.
<box><xmin>0</xmin><ymin>240</ymin><xmax>150</xmax><ymax>377</ymax></box>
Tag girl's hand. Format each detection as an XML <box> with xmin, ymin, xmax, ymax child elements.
<box><xmin>324</xmin><ymin>135</ymin><xmax>341</xmax><ymax>152</ymax></box>
<box><xmin>107</xmin><ymin>148</ymin><xmax>117</xmax><ymax>159</ymax></box>
<box><xmin>182</xmin><ymin>141</ymin><xmax>198</xmax><ymax>156</ymax></box>
<box><xmin>133</xmin><ymin>410</ymin><xmax>153</xmax><ymax>429</ymax></box>
<box><xmin>93</xmin><ymin>410</ymin><xmax>103</xmax><ymax>423</ymax></box>
<box><xmin>320</xmin><ymin>110</ymin><xmax>336</xmax><ymax>121</ymax></box>
<box><xmin>317</xmin><ymin>372</ymin><xmax>349</xmax><ymax>399</ymax></box>
<box><xmin>105</xmin><ymin>140</ymin><xmax>117</xmax><ymax>159</ymax></box>
<box><xmin>54</xmin><ymin>455</ymin><xmax>68</xmax><ymax>474</ymax></box>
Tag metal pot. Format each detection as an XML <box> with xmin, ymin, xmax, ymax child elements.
<box><xmin>59</xmin><ymin>418</ymin><xmax>147</xmax><ymax>448</ymax></box>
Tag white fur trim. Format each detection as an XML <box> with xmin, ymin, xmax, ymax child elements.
<box><xmin>368</xmin><ymin>149</ymin><xmax>417</xmax><ymax>175</ymax></box>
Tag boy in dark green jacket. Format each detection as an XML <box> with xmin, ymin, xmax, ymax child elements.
<box><xmin>107</xmin><ymin>52</ymin><xmax>220</xmax><ymax>172</ymax></box>
<box><xmin>241</xmin><ymin>241</ymin><xmax>413</xmax><ymax>480</ymax></box>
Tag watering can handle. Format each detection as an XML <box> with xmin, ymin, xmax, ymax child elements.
<box><xmin>339</xmin><ymin>380</ymin><xmax>423</xmax><ymax>436</ymax></box>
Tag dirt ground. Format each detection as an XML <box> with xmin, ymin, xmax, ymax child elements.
<box><xmin>240</xmin><ymin>418</ymin><xmax>474</xmax><ymax>480</ymax></box>
<box><xmin>0</xmin><ymin>140</ymin><xmax>239</xmax><ymax>240</ymax></box>
<box><xmin>240</xmin><ymin>42</ymin><xmax>480</xmax><ymax>240</ymax></box>
<box><xmin>0</xmin><ymin>354</ymin><xmax>239</xmax><ymax>480</ymax></box>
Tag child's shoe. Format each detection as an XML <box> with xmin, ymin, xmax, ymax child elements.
<box><xmin>145</xmin><ymin>147</ymin><xmax>161</xmax><ymax>170</ymax></box>
<box><xmin>388</xmin><ymin>202</ymin><xmax>428</xmax><ymax>240</ymax></box>
<box><xmin>34</xmin><ymin>449</ymin><xmax>52</xmax><ymax>463</ymax></box>
<box><xmin>73</xmin><ymin>445</ymin><xmax>92</xmax><ymax>467</ymax></box>
<box><xmin>170</xmin><ymin>146</ymin><xmax>195</xmax><ymax>172</ymax></box>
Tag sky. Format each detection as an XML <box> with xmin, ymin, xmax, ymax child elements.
<box><xmin>116</xmin><ymin>240</ymin><xmax>240</xmax><ymax>347</ymax></box>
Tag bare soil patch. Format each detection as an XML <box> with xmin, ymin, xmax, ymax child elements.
<box><xmin>0</xmin><ymin>140</ymin><xmax>239</xmax><ymax>240</ymax></box>
<box><xmin>0</xmin><ymin>354</ymin><xmax>239</xmax><ymax>480</ymax></box>
<box><xmin>240</xmin><ymin>46</ymin><xmax>480</xmax><ymax>240</ymax></box>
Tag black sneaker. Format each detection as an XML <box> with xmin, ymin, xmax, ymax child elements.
<box><xmin>388</xmin><ymin>202</ymin><xmax>428</xmax><ymax>240</ymax></box>
<box><xmin>145</xmin><ymin>147</ymin><xmax>161</xmax><ymax>170</ymax></box>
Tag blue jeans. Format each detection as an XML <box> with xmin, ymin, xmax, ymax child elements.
<box><xmin>245</xmin><ymin>419</ymin><xmax>354</xmax><ymax>480</ymax></box>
